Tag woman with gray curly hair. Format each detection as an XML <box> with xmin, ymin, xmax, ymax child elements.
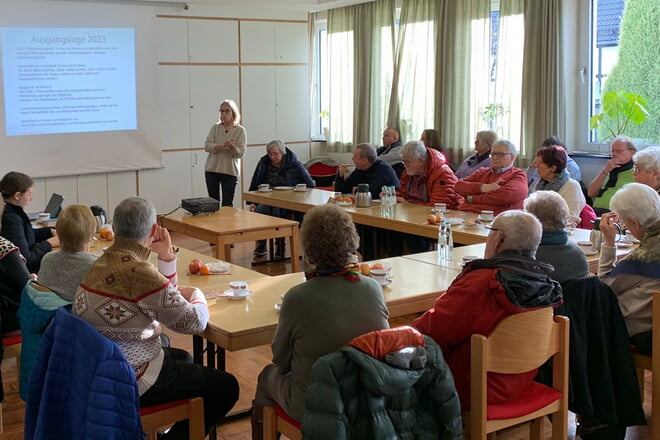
<box><xmin>250</xmin><ymin>204</ymin><xmax>389</xmax><ymax>438</ymax></box>
<box><xmin>524</xmin><ymin>191</ymin><xmax>589</xmax><ymax>282</ymax></box>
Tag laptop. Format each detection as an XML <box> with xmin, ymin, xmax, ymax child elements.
<box><xmin>27</xmin><ymin>193</ymin><xmax>64</xmax><ymax>221</ymax></box>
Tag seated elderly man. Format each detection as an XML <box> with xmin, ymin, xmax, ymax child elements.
<box><xmin>524</xmin><ymin>191</ymin><xmax>589</xmax><ymax>282</ymax></box>
<box><xmin>455</xmin><ymin>130</ymin><xmax>497</xmax><ymax>179</ymax></box>
<box><xmin>396</xmin><ymin>140</ymin><xmax>461</xmax><ymax>208</ymax></box>
<box><xmin>248</xmin><ymin>139</ymin><xmax>315</xmax><ymax>259</ymax></box>
<box><xmin>334</xmin><ymin>143</ymin><xmax>400</xmax><ymax>199</ymax></box>
<box><xmin>74</xmin><ymin>197</ymin><xmax>239</xmax><ymax>440</ymax></box>
<box><xmin>411</xmin><ymin>210</ymin><xmax>562</xmax><ymax>411</ymax></box>
<box><xmin>455</xmin><ymin>139</ymin><xmax>528</xmax><ymax>214</ymax></box>
<box><xmin>632</xmin><ymin>146</ymin><xmax>660</xmax><ymax>194</ymax></box>
<box><xmin>377</xmin><ymin>127</ymin><xmax>404</xmax><ymax>177</ymax></box>
<box><xmin>588</xmin><ymin>136</ymin><xmax>637</xmax><ymax>216</ymax></box>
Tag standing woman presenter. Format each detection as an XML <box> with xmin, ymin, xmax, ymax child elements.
<box><xmin>204</xmin><ymin>99</ymin><xmax>246</xmax><ymax>206</ymax></box>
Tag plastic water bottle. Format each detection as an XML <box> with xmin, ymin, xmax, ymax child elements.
<box><xmin>438</xmin><ymin>221</ymin><xmax>447</xmax><ymax>262</ymax></box>
<box><xmin>445</xmin><ymin>221</ymin><xmax>453</xmax><ymax>261</ymax></box>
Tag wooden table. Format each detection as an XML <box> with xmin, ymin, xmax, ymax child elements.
<box><xmin>159</xmin><ymin>207</ymin><xmax>301</xmax><ymax>271</ymax></box>
<box><xmin>197</xmin><ymin>256</ymin><xmax>460</xmax><ymax>368</ymax></box>
<box><xmin>244</xmin><ymin>188</ymin><xmax>489</xmax><ymax>245</ymax></box>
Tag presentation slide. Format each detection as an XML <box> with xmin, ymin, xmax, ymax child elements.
<box><xmin>1</xmin><ymin>27</ymin><xmax>136</xmax><ymax>136</ymax></box>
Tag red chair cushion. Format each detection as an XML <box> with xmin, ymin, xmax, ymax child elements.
<box><xmin>487</xmin><ymin>381</ymin><xmax>562</xmax><ymax>420</ymax></box>
<box><xmin>274</xmin><ymin>404</ymin><xmax>301</xmax><ymax>428</ymax></box>
<box><xmin>308</xmin><ymin>163</ymin><xmax>337</xmax><ymax>177</ymax></box>
<box><xmin>139</xmin><ymin>399</ymin><xmax>191</xmax><ymax>416</ymax></box>
<box><xmin>3</xmin><ymin>335</ymin><xmax>22</xmax><ymax>347</ymax></box>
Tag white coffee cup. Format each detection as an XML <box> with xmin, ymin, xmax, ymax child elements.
<box><xmin>370</xmin><ymin>269</ymin><xmax>389</xmax><ymax>285</ymax></box>
<box><xmin>37</xmin><ymin>212</ymin><xmax>50</xmax><ymax>222</ymax></box>
<box><xmin>229</xmin><ymin>281</ymin><xmax>248</xmax><ymax>297</ymax></box>
<box><xmin>258</xmin><ymin>184</ymin><xmax>270</xmax><ymax>191</ymax></box>
<box><xmin>481</xmin><ymin>210</ymin><xmax>494</xmax><ymax>221</ymax></box>
<box><xmin>434</xmin><ymin>203</ymin><xmax>447</xmax><ymax>213</ymax></box>
<box><xmin>295</xmin><ymin>183</ymin><xmax>307</xmax><ymax>191</ymax></box>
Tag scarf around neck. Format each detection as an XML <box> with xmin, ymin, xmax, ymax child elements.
<box><xmin>536</xmin><ymin>169</ymin><xmax>570</xmax><ymax>193</ymax></box>
<box><xmin>599</xmin><ymin>160</ymin><xmax>634</xmax><ymax>197</ymax></box>
<box><xmin>610</xmin><ymin>222</ymin><xmax>660</xmax><ymax>279</ymax></box>
<box><xmin>540</xmin><ymin>230</ymin><xmax>569</xmax><ymax>246</ymax></box>
<box><xmin>305</xmin><ymin>264</ymin><xmax>361</xmax><ymax>282</ymax></box>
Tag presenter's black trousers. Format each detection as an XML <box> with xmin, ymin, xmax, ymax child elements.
<box><xmin>205</xmin><ymin>171</ymin><xmax>237</xmax><ymax>207</ymax></box>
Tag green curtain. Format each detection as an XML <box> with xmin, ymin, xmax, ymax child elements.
<box><xmin>520</xmin><ymin>0</ymin><xmax>564</xmax><ymax>166</ymax></box>
<box><xmin>326</xmin><ymin>0</ymin><xmax>395</xmax><ymax>152</ymax></box>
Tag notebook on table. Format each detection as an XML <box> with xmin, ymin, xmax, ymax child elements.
<box><xmin>27</xmin><ymin>193</ymin><xmax>64</xmax><ymax>221</ymax></box>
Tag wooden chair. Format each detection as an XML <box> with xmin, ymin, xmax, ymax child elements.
<box><xmin>470</xmin><ymin>308</ymin><xmax>569</xmax><ymax>440</ymax></box>
<box><xmin>263</xmin><ymin>404</ymin><xmax>302</xmax><ymax>440</ymax></box>
<box><xmin>1</xmin><ymin>334</ymin><xmax>22</xmax><ymax>434</ymax></box>
<box><xmin>632</xmin><ymin>290</ymin><xmax>660</xmax><ymax>436</ymax></box>
<box><xmin>140</xmin><ymin>397</ymin><xmax>205</xmax><ymax>440</ymax></box>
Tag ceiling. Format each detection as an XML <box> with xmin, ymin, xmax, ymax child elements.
<box><xmin>180</xmin><ymin>0</ymin><xmax>371</xmax><ymax>13</ymax></box>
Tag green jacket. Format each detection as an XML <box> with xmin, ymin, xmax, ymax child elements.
<box><xmin>302</xmin><ymin>335</ymin><xmax>463</xmax><ymax>440</ymax></box>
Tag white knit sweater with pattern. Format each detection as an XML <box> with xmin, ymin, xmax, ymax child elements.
<box><xmin>73</xmin><ymin>237</ymin><xmax>208</xmax><ymax>395</ymax></box>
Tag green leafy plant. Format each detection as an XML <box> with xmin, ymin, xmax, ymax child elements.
<box><xmin>589</xmin><ymin>90</ymin><xmax>649</xmax><ymax>139</ymax></box>
<box><xmin>479</xmin><ymin>103</ymin><xmax>506</xmax><ymax>130</ymax></box>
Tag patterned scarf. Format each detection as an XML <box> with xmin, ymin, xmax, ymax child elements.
<box><xmin>0</xmin><ymin>236</ymin><xmax>20</xmax><ymax>261</ymax></box>
<box><xmin>610</xmin><ymin>222</ymin><xmax>660</xmax><ymax>279</ymax></box>
<box><xmin>305</xmin><ymin>264</ymin><xmax>361</xmax><ymax>282</ymax></box>
<box><xmin>536</xmin><ymin>169</ymin><xmax>570</xmax><ymax>193</ymax></box>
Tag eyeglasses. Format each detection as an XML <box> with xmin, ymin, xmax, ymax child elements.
<box><xmin>611</xmin><ymin>148</ymin><xmax>631</xmax><ymax>154</ymax></box>
<box><xmin>491</xmin><ymin>152</ymin><xmax>513</xmax><ymax>158</ymax></box>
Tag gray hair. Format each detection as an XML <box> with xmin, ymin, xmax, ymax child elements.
<box><xmin>610</xmin><ymin>183</ymin><xmax>660</xmax><ymax>229</ymax></box>
<box><xmin>492</xmin><ymin>210</ymin><xmax>542</xmax><ymax>252</ymax></box>
<box><xmin>611</xmin><ymin>136</ymin><xmax>637</xmax><ymax>152</ymax></box>
<box><xmin>401</xmin><ymin>140</ymin><xmax>428</xmax><ymax>161</ymax></box>
<box><xmin>112</xmin><ymin>197</ymin><xmax>157</xmax><ymax>242</ymax></box>
<box><xmin>492</xmin><ymin>139</ymin><xmax>517</xmax><ymax>156</ymax></box>
<box><xmin>476</xmin><ymin>130</ymin><xmax>497</xmax><ymax>146</ymax></box>
<box><xmin>633</xmin><ymin>146</ymin><xmax>660</xmax><ymax>173</ymax></box>
<box><xmin>524</xmin><ymin>191</ymin><xmax>569</xmax><ymax>232</ymax></box>
<box><xmin>355</xmin><ymin>143</ymin><xmax>377</xmax><ymax>163</ymax></box>
<box><xmin>266</xmin><ymin>139</ymin><xmax>286</xmax><ymax>155</ymax></box>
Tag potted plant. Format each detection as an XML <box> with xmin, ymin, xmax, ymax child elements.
<box><xmin>589</xmin><ymin>90</ymin><xmax>649</xmax><ymax>140</ymax></box>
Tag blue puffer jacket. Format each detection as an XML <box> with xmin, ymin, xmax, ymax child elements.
<box><xmin>17</xmin><ymin>280</ymin><xmax>72</xmax><ymax>401</ymax></box>
<box><xmin>248</xmin><ymin>147</ymin><xmax>316</xmax><ymax>191</ymax></box>
<box><xmin>302</xmin><ymin>331</ymin><xmax>463</xmax><ymax>440</ymax></box>
<box><xmin>25</xmin><ymin>308</ymin><xmax>142</xmax><ymax>440</ymax></box>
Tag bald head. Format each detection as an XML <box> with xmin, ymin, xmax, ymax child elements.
<box><xmin>485</xmin><ymin>210</ymin><xmax>542</xmax><ymax>258</ymax></box>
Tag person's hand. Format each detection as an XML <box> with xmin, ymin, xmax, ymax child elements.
<box><xmin>151</xmin><ymin>226</ymin><xmax>175</xmax><ymax>262</ymax></box>
<box><xmin>47</xmin><ymin>235</ymin><xmax>60</xmax><ymax>248</ymax></box>
<box><xmin>599</xmin><ymin>212</ymin><xmax>619</xmax><ymax>247</ymax></box>
<box><xmin>396</xmin><ymin>196</ymin><xmax>406</xmax><ymax>203</ymax></box>
<box><xmin>248</xmin><ymin>203</ymin><xmax>256</xmax><ymax>212</ymax></box>
<box><xmin>480</xmin><ymin>179</ymin><xmax>502</xmax><ymax>193</ymax></box>
<box><xmin>179</xmin><ymin>286</ymin><xmax>197</xmax><ymax>301</ymax></box>
<box><xmin>224</xmin><ymin>139</ymin><xmax>235</xmax><ymax>150</ymax></box>
<box><xmin>602</xmin><ymin>157</ymin><xmax>624</xmax><ymax>175</ymax></box>
<box><xmin>338</xmin><ymin>164</ymin><xmax>349</xmax><ymax>177</ymax></box>
<box><xmin>31</xmin><ymin>273</ymin><xmax>38</xmax><ymax>280</ymax></box>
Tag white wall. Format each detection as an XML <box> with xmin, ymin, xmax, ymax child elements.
<box><xmin>28</xmin><ymin>3</ymin><xmax>311</xmax><ymax>216</ymax></box>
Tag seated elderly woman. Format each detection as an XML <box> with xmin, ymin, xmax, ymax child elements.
<box><xmin>250</xmin><ymin>203</ymin><xmax>389</xmax><ymax>437</ymax></box>
<box><xmin>530</xmin><ymin>145</ymin><xmax>586</xmax><ymax>227</ymax></box>
<box><xmin>524</xmin><ymin>191</ymin><xmax>589</xmax><ymax>282</ymax></box>
<box><xmin>0</xmin><ymin>171</ymin><xmax>59</xmax><ymax>272</ymax></box>
<box><xmin>598</xmin><ymin>183</ymin><xmax>660</xmax><ymax>354</ymax></box>
<box><xmin>248</xmin><ymin>140</ymin><xmax>315</xmax><ymax>259</ymax></box>
<box><xmin>37</xmin><ymin>205</ymin><xmax>98</xmax><ymax>301</ymax></box>
<box><xmin>633</xmin><ymin>146</ymin><xmax>660</xmax><ymax>194</ymax></box>
<box><xmin>455</xmin><ymin>130</ymin><xmax>497</xmax><ymax>179</ymax></box>
<box><xmin>0</xmin><ymin>236</ymin><xmax>31</xmax><ymax>334</ymax></box>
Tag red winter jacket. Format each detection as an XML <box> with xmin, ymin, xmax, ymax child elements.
<box><xmin>412</xmin><ymin>252</ymin><xmax>562</xmax><ymax>410</ymax></box>
<box><xmin>455</xmin><ymin>167</ymin><xmax>528</xmax><ymax>214</ymax></box>
<box><xmin>397</xmin><ymin>148</ymin><xmax>463</xmax><ymax>209</ymax></box>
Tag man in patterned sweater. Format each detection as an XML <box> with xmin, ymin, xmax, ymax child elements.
<box><xmin>74</xmin><ymin>197</ymin><xmax>238</xmax><ymax>439</ymax></box>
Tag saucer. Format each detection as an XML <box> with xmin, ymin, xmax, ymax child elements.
<box><xmin>582</xmin><ymin>249</ymin><xmax>599</xmax><ymax>256</ymax></box>
<box><xmin>257</xmin><ymin>188</ymin><xmax>272</xmax><ymax>192</ymax></box>
<box><xmin>273</xmin><ymin>186</ymin><xmax>293</xmax><ymax>190</ymax></box>
<box><xmin>294</xmin><ymin>188</ymin><xmax>308</xmax><ymax>192</ymax></box>
<box><xmin>444</xmin><ymin>217</ymin><xmax>463</xmax><ymax>226</ymax></box>
<box><xmin>223</xmin><ymin>289</ymin><xmax>253</xmax><ymax>300</ymax></box>
<box><xmin>377</xmin><ymin>278</ymin><xmax>392</xmax><ymax>287</ymax></box>
<box><xmin>616</xmin><ymin>241</ymin><xmax>633</xmax><ymax>248</ymax></box>
<box><xmin>337</xmin><ymin>201</ymin><xmax>353</xmax><ymax>207</ymax></box>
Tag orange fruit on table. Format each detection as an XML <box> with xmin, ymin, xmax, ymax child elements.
<box><xmin>343</xmin><ymin>196</ymin><xmax>353</xmax><ymax>203</ymax></box>
<box><xmin>99</xmin><ymin>227</ymin><xmax>112</xmax><ymax>240</ymax></box>
<box><xmin>199</xmin><ymin>265</ymin><xmax>211</xmax><ymax>275</ymax></box>
<box><xmin>104</xmin><ymin>230</ymin><xmax>115</xmax><ymax>241</ymax></box>
<box><xmin>427</xmin><ymin>214</ymin><xmax>439</xmax><ymax>224</ymax></box>
<box><xmin>371</xmin><ymin>263</ymin><xmax>385</xmax><ymax>270</ymax></box>
<box><xmin>359</xmin><ymin>263</ymin><xmax>371</xmax><ymax>276</ymax></box>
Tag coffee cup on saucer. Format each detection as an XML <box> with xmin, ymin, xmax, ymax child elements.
<box><xmin>37</xmin><ymin>212</ymin><xmax>51</xmax><ymax>222</ymax></box>
<box><xmin>480</xmin><ymin>210</ymin><xmax>494</xmax><ymax>221</ymax></box>
<box><xmin>295</xmin><ymin>183</ymin><xmax>307</xmax><ymax>191</ymax></box>
<box><xmin>258</xmin><ymin>184</ymin><xmax>270</xmax><ymax>191</ymax></box>
<box><xmin>434</xmin><ymin>203</ymin><xmax>447</xmax><ymax>213</ymax></box>
<box><xmin>229</xmin><ymin>281</ymin><xmax>248</xmax><ymax>297</ymax></box>
<box><xmin>370</xmin><ymin>269</ymin><xmax>390</xmax><ymax>285</ymax></box>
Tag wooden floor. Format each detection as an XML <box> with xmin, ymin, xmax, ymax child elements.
<box><xmin>1</xmin><ymin>233</ymin><xmax>653</xmax><ymax>439</ymax></box>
